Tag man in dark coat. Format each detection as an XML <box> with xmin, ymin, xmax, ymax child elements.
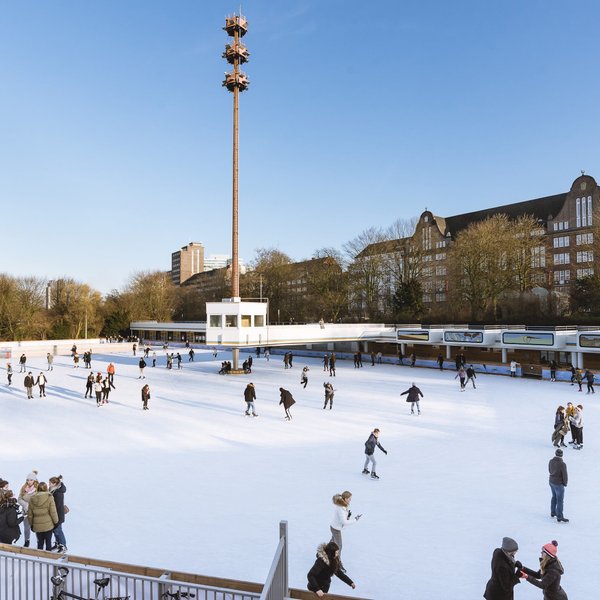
<box><xmin>244</xmin><ymin>383</ymin><xmax>257</xmax><ymax>416</ymax></box>
<box><xmin>483</xmin><ymin>536</ymin><xmax>521</xmax><ymax>600</ymax></box>
<box><xmin>400</xmin><ymin>383</ymin><xmax>423</xmax><ymax>415</ymax></box>
<box><xmin>548</xmin><ymin>449</ymin><xmax>568</xmax><ymax>522</ymax></box>
<box><xmin>24</xmin><ymin>372</ymin><xmax>35</xmax><ymax>399</ymax></box>
<box><xmin>279</xmin><ymin>387</ymin><xmax>295</xmax><ymax>420</ymax></box>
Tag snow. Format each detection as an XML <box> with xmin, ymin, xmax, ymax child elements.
<box><xmin>1</xmin><ymin>349</ymin><xmax>597</xmax><ymax>599</ymax></box>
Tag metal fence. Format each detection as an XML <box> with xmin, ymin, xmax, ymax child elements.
<box><xmin>259</xmin><ymin>522</ymin><xmax>288</xmax><ymax>600</ymax></box>
<box><xmin>0</xmin><ymin>550</ymin><xmax>261</xmax><ymax>600</ymax></box>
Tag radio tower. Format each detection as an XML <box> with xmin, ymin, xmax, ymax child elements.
<box><xmin>222</xmin><ymin>12</ymin><xmax>249</xmax><ymax>369</ymax></box>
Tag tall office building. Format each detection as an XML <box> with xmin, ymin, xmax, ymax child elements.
<box><xmin>171</xmin><ymin>242</ymin><xmax>205</xmax><ymax>285</ymax></box>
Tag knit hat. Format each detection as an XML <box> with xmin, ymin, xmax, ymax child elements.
<box><xmin>501</xmin><ymin>537</ymin><xmax>518</xmax><ymax>552</ymax></box>
<box><xmin>542</xmin><ymin>540</ymin><xmax>558</xmax><ymax>558</ymax></box>
<box><xmin>555</xmin><ymin>448</ymin><xmax>563</xmax><ymax>457</ymax></box>
<box><xmin>26</xmin><ymin>470</ymin><xmax>38</xmax><ymax>481</ymax></box>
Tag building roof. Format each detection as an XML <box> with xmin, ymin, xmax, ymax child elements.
<box><xmin>443</xmin><ymin>193</ymin><xmax>567</xmax><ymax>236</ymax></box>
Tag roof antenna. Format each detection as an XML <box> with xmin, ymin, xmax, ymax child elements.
<box><xmin>581</xmin><ymin>169</ymin><xmax>586</xmax><ymax>175</ymax></box>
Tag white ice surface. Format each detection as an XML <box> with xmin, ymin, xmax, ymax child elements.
<box><xmin>1</xmin><ymin>349</ymin><xmax>597</xmax><ymax>599</ymax></box>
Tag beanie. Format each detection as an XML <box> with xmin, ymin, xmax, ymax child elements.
<box><xmin>542</xmin><ymin>540</ymin><xmax>558</xmax><ymax>558</ymax></box>
<box><xmin>26</xmin><ymin>470</ymin><xmax>38</xmax><ymax>481</ymax></box>
<box><xmin>555</xmin><ymin>449</ymin><xmax>563</xmax><ymax>457</ymax></box>
<box><xmin>501</xmin><ymin>537</ymin><xmax>518</xmax><ymax>553</ymax></box>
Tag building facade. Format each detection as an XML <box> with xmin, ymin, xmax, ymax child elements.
<box><xmin>171</xmin><ymin>242</ymin><xmax>205</xmax><ymax>285</ymax></box>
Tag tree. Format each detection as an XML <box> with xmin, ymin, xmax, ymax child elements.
<box><xmin>307</xmin><ymin>248</ymin><xmax>348</xmax><ymax>322</ymax></box>
<box><xmin>0</xmin><ymin>275</ymin><xmax>51</xmax><ymax>340</ymax></box>
<box><xmin>124</xmin><ymin>271</ymin><xmax>177</xmax><ymax>322</ymax></box>
<box><xmin>570</xmin><ymin>275</ymin><xmax>600</xmax><ymax>315</ymax></box>
<box><xmin>507</xmin><ymin>215</ymin><xmax>548</xmax><ymax>293</ymax></box>
<box><xmin>344</xmin><ymin>227</ymin><xmax>388</xmax><ymax>320</ymax></box>
<box><xmin>392</xmin><ymin>279</ymin><xmax>424</xmax><ymax>320</ymax></box>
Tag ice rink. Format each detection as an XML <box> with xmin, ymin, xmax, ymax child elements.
<box><xmin>1</xmin><ymin>347</ymin><xmax>596</xmax><ymax>599</ymax></box>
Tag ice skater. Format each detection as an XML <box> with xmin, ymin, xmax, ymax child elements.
<box><xmin>244</xmin><ymin>383</ymin><xmax>258</xmax><ymax>416</ymax></box>
<box><xmin>6</xmin><ymin>363</ymin><xmax>12</xmax><ymax>385</ymax></box>
<box><xmin>323</xmin><ymin>382</ymin><xmax>335</xmax><ymax>409</ymax></box>
<box><xmin>36</xmin><ymin>372</ymin><xmax>47</xmax><ymax>397</ymax></box>
<box><xmin>455</xmin><ymin>366</ymin><xmax>466</xmax><ymax>390</ymax></box>
<box><xmin>141</xmin><ymin>384</ymin><xmax>151</xmax><ymax>410</ymax></box>
<box><xmin>548</xmin><ymin>449</ymin><xmax>568</xmax><ymax>522</ymax></box>
<box><xmin>279</xmin><ymin>387</ymin><xmax>295</xmax><ymax>420</ymax></box>
<box><xmin>519</xmin><ymin>540</ymin><xmax>568</xmax><ymax>599</ymax></box>
<box><xmin>465</xmin><ymin>365</ymin><xmax>477</xmax><ymax>388</ymax></box>
<box><xmin>301</xmin><ymin>366</ymin><xmax>309</xmax><ymax>388</ymax></box>
<box><xmin>400</xmin><ymin>382</ymin><xmax>423</xmax><ymax>415</ymax></box>
<box><xmin>483</xmin><ymin>537</ymin><xmax>521</xmax><ymax>600</ymax></box>
<box><xmin>362</xmin><ymin>428</ymin><xmax>387</xmax><ymax>479</ymax></box>
<box><xmin>306</xmin><ymin>541</ymin><xmax>356</xmax><ymax>597</ymax></box>
<box><xmin>329</xmin><ymin>491</ymin><xmax>361</xmax><ymax>554</ymax></box>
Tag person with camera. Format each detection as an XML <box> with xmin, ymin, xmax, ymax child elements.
<box><xmin>329</xmin><ymin>491</ymin><xmax>361</xmax><ymax>555</ymax></box>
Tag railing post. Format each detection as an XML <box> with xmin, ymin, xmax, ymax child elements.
<box><xmin>279</xmin><ymin>520</ymin><xmax>288</xmax><ymax>598</ymax></box>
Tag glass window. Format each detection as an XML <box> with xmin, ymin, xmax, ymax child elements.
<box><xmin>209</xmin><ymin>315</ymin><xmax>222</xmax><ymax>328</ymax></box>
<box><xmin>225</xmin><ymin>315</ymin><xmax>238</xmax><ymax>327</ymax></box>
<box><xmin>254</xmin><ymin>315</ymin><xmax>264</xmax><ymax>327</ymax></box>
<box><xmin>576</xmin><ymin>198</ymin><xmax>581</xmax><ymax>227</ymax></box>
<box><xmin>588</xmin><ymin>196</ymin><xmax>593</xmax><ymax>225</ymax></box>
<box><xmin>241</xmin><ymin>315</ymin><xmax>252</xmax><ymax>327</ymax></box>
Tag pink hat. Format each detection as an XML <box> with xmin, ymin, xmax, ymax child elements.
<box><xmin>542</xmin><ymin>540</ymin><xmax>558</xmax><ymax>558</ymax></box>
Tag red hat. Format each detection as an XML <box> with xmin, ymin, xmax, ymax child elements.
<box><xmin>542</xmin><ymin>540</ymin><xmax>558</xmax><ymax>558</ymax></box>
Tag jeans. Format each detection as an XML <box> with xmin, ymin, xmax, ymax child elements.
<box><xmin>550</xmin><ymin>482</ymin><xmax>565</xmax><ymax>518</ymax></box>
<box><xmin>245</xmin><ymin>401</ymin><xmax>256</xmax><ymax>415</ymax></box>
<box><xmin>364</xmin><ymin>454</ymin><xmax>376</xmax><ymax>472</ymax></box>
<box><xmin>53</xmin><ymin>523</ymin><xmax>67</xmax><ymax>547</ymax></box>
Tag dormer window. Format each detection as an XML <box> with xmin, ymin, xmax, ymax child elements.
<box><xmin>424</xmin><ymin>215</ymin><xmax>429</xmax><ymax>222</ymax></box>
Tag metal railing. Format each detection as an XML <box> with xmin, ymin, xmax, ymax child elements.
<box><xmin>0</xmin><ymin>550</ymin><xmax>260</xmax><ymax>600</ymax></box>
<box><xmin>259</xmin><ymin>522</ymin><xmax>288</xmax><ymax>600</ymax></box>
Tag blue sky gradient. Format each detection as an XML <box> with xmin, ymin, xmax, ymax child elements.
<box><xmin>1</xmin><ymin>1</ymin><xmax>599</xmax><ymax>293</ymax></box>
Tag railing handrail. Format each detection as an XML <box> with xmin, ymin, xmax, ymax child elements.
<box><xmin>259</xmin><ymin>536</ymin><xmax>285</xmax><ymax>600</ymax></box>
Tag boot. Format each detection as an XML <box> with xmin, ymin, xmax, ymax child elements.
<box><xmin>371</xmin><ymin>472</ymin><xmax>379</xmax><ymax>479</ymax></box>
<box><xmin>362</xmin><ymin>469</ymin><xmax>370</xmax><ymax>475</ymax></box>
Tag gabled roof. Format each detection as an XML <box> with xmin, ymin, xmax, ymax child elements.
<box><xmin>443</xmin><ymin>193</ymin><xmax>567</xmax><ymax>236</ymax></box>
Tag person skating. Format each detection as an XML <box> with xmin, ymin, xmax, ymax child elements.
<box><xmin>400</xmin><ymin>382</ymin><xmax>423</xmax><ymax>415</ymax></box>
<box><xmin>279</xmin><ymin>387</ymin><xmax>295</xmax><ymax>420</ymax></box>
<box><xmin>510</xmin><ymin>360</ymin><xmax>518</xmax><ymax>377</ymax></box>
<box><xmin>323</xmin><ymin>354</ymin><xmax>329</xmax><ymax>372</ymax></box>
<box><xmin>102</xmin><ymin>377</ymin><xmax>111</xmax><ymax>403</ymax></box>
<box><xmin>151</xmin><ymin>352</ymin><xmax>157</xmax><ymax>367</ymax></box>
<box><xmin>565</xmin><ymin>403</ymin><xmax>576</xmax><ymax>444</ymax></box>
<box><xmin>329</xmin><ymin>491</ymin><xmax>361</xmax><ymax>553</ymax></box>
<box><xmin>46</xmin><ymin>353</ymin><xmax>54</xmax><ymax>371</ymax></box>
<box><xmin>23</xmin><ymin>372</ymin><xmax>35</xmax><ymax>399</ymax></box>
<box><xmin>455</xmin><ymin>366</ymin><xmax>466</xmax><ymax>391</ymax></box>
<box><xmin>301</xmin><ymin>366</ymin><xmax>310</xmax><ymax>388</ymax></box>
<box><xmin>244</xmin><ymin>383</ymin><xmax>258</xmax><ymax>416</ymax></box>
<box><xmin>362</xmin><ymin>428</ymin><xmax>387</xmax><ymax>479</ymax></box>
<box><xmin>107</xmin><ymin>362</ymin><xmax>116</xmax><ymax>388</ymax></box>
<box><xmin>410</xmin><ymin>353</ymin><xmax>416</xmax><ymax>367</ymax></box>
<box><xmin>466</xmin><ymin>365</ymin><xmax>477</xmax><ymax>388</ymax></box>
<box><xmin>323</xmin><ymin>382</ymin><xmax>334</xmax><ymax>409</ymax></box>
<box><xmin>6</xmin><ymin>362</ymin><xmax>12</xmax><ymax>385</ymax></box>
<box><xmin>84</xmin><ymin>372</ymin><xmax>94</xmax><ymax>398</ymax></box>
<box><xmin>574</xmin><ymin>369</ymin><xmax>583</xmax><ymax>392</ymax></box>
<box><xmin>568</xmin><ymin>405</ymin><xmax>583</xmax><ymax>450</ymax></box>
<box><xmin>19</xmin><ymin>354</ymin><xmax>26</xmax><ymax>373</ymax></box>
<box><xmin>329</xmin><ymin>353</ymin><xmax>336</xmax><ymax>377</ymax></box>
<box><xmin>552</xmin><ymin>406</ymin><xmax>568</xmax><ymax>448</ymax></box>
<box><xmin>370</xmin><ymin>351</ymin><xmax>376</xmax><ymax>366</ymax></box>
<box><xmin>36</xmin><ymin>372</ymin><xmax>47</xmax><ymax>397</ymax></box>
<box><xmin>138</xmin><ymin>357</ymin><xmax>147</xmax><ymax>379</ymax></box>
<box><xmin>188</xmin><ymin>348</ymin><xmax>195</xmax><ymax>362</ymax></box>
<box><xmin>306</xmin><ymin>541</ymin><xmax>355</xmax><ymax>597</ymax></box>
<box><xmin>584</xmin><ymin>369</ymin><xmax>595</xmax><ymax>393</ymax></box>
<box><xmin>520</xmin><ymin>540</ymin><xmax>568</xmax><ymax>600</ymax></box>
<box><xmin>141</xmin><ymin>384</ymin><xmax>151</xmax><ymax>410</ymax></box>
<box><xmin>288</xmin><ymin>352</ymin><xmax>294</xmax><ymax>368</ymax></box>
<box><xmin>483</xmin><ymin>536</ymin><xmax>522</xmax><ymax>600</ymax></box>
<box><xmin>569</xmin><ymin>365</ymin><xmax>576</xmax><ymax>385</ymax></box>
<box><xmin>73</xmin><ymin>352</ymin><xmax>80</xmax><ymax>368</ymax></box>
<box><xmin>437</xmin><ymin>353</ymin><xmax>444</xmax><ymax>370</ymax></box>
<box><xmin>176</xmin><ymin>353</ymin><xmax>182</xmax><ymax>369</ymax></box>
<box><xmin>549</xmin><ymin>360</ymin><xmax>557</xmax><ymax>382</ymax></box>
<box><xmin>549</xmin><ymin>449</ymin><xmax>568</xmax><ymax>522</ymax></box>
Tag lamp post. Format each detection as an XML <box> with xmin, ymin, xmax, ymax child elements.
<box><xmin>223</xmin><ymin>12</ymin><xmax>250</xmax><ymax>369</ymax></box>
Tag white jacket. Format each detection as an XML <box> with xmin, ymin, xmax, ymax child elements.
<box><xmin>330</xmin><ymin>504</ymin><xmax>357</xmax><ymax>531</ymax></box>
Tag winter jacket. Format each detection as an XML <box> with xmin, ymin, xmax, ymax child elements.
<box><xmin>279</xmin><ymin>388</ymin><xmax>295</xmax><ymax>409</ymax></box>
<box><xmin>50</xmin><ymin>482</ymin><xmax>67</xmax><ymax>524</ymax></box>
<box><xmin>139</xmin><ymin>358</ymin><xmax>146</xmax><ymax>369</ymax></box>
<box><xmin>364</xmin><ymin>433</ymin><xmax>386</xmax><ymax>456</ymax></box>
<box><xmin>244</xmin><ymin>384</ymin><xmax>256</xmax><ymax>402</ymax></box>
<box><xmin>548</xmin><ymin>457</ymin><xmax>568</xmax><ymax>486</ymax></box>
<box><xmin>522</xmin><ymin>559</ymin><xmax>568</xmax><ymax>600</ymax></box>
<box><xmin>568</xmin><ymin>410</ymin><xmax>582</xmax><ymax>428</ymax></box>
<box><xmin>307</xmin><ymin>544</ymin><xmax>354</xmax><ymax>594</ymax></box>
<box><xmin>483</xmin><ymin>548</ymin><xmax>521</xmax><ymax>600</ymax></box>
<box><xmin>0</xmin><ymin>498</ymin><xmax>23</xmax><ymax>544</ymax></box>
<box><xmin>330</xmin><ymin>496</ymin><xmax>358</xmax><ymax>531</ymax></box>
<box><xmin>466</xmin><ymin>367</ymin><xmax>476</xmax><ymax>379</ymax></box>
<box><xmin>585</xmin><ymin>370</ymin><xmax>594</xmax><ymax>383</ymax></box>
<box><xmin>23</xmin><ymin>375</ymin><xmax>34</xmax><ymax>388</ymax></box>
<box><xmin>141</xmin><ymin>386</ymin><xmax>151</xmax><ymax>403</ymax></box>
<box><xmin>27</xmin><ymin>491</ymin><xmax>58</xmax><ymax>533</ymax></box>
<box><xmin>107</xmin><ymin>363</ymin><xmax>115</xmax><ymax>375</ymax></box>
<box><xmin>400</xmin><ymin>385</ymin><xmax>423</xmax><ymax>402</ymax></box>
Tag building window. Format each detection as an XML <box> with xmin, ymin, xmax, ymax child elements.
<box><xmin>423</xmin><ymin>293</ymin><xmax>432</xmax><ymax>303</ymax></box>
<box><xmin>553</xmin><ymin>253</ymin><xmax>570</xmax><ymax>265</ymax></box>
<box><xmin>422</xmin><ymin>226</ymin><xmax>432</xmax><ymax>251</ymax></box>
<box><xmin>553</xmin><ymin>270</ymin><xmax>570</xmax><ymax>284</ymax></box>
<box><xmin>553</xmin><ymin>236</ymin><xmax>569</xmax><ymax>248</ymax></box>
<box><xmin>588</xmin><ymin>196</ymin><xmax>593</xmax><ymax>225</ymax></box>
<box><xmin>422</xmin><ymin>267</ymin><xmax>433</xmax><ymax>277</ymax></box>
<box><xmin>531</xmin><ymin>246</ymin><xmax>545</xmax><ymax>267</ymax></box>
<box><xmin>435</xmin><ymin>253</ymin><xmax>446</xmax><ymax>260</ymax></box>
<box><xmin>435</xmin><ymin>240</ymin><xmax>447</xmax><ymax>249</ymax></box>
<box><xmin>209</xmin><ymin>315</ymin><xmax>222</xmax><ymax>328</ymax></box>
<box><xmin>423</xmin><ymin>255</ymin><xmax>433</xmax><ymax>262</ymax></box>
<box><xmin>576</xmin><ymin>251</ymin><xmax>593</xmax><ymax>263</ymax></box>
<box><xmin>435</xmin><ymin>266</ymin><xmax>447</xmax><ymax>276</ymax></box>
<box><xmin>582</xmin><ymin>196</ymin><xmax>588</xmax><ymax>226</ymax></box>
<box><xmin>225</xmin><ymin>315</ymin><xmax>238</xmax><ymax>327</ymax></box>
<box><xmin>576</xmin><ymin>233</ymin><xmax>593</xmax><ymax>245</ymax></box>
<box><xmin>577</xmin><ymin>268</ymin><xmax>594</xmax><ymax>278</ymax></box>
<box><xmin>435</xmin><ymin>292</ymin><xmax>446</xmax><ymax>302</ymax></box>
<box><xmin>254</xmin><ymin>315</ymin><xmax>264</xmax><ymax>327</ymax></box>
<box><xmin>576</xmin><ymin>197</ymin><xmax>581</xmax><ymax>227</ymax></box>
<box><xmin>241</xmin><ymin>315</ymin><xmax>252</xmax><ymax>327</ymax></box>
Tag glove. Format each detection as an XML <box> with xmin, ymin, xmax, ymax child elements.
<box><xmin>519</xmin><ymin>571</ymin><xmax>528</xmax><ymax>579</ymax></box>
<box><xmin>515</xmin><ymin>561</ymin><xmax>522</xmax><ymax>570</ymax></box>
<box><xmin>383</xmin><ymin>450</ymin><xmax>388</xmax><ymax>455</ymax></box>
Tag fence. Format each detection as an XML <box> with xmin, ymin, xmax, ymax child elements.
<box><xmin>0</xmin><ymin>549</ymin><xmax>261</xmax><ymax>600</ymax></box>
<box><xmin>259</xmin><ymin>522</ymin><xmax>288</xmax><ymax>600</ymax></box>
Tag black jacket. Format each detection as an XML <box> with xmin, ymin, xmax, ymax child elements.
<box><xmin>364</xmin><ymin>433</ymin><xmax>386</xmax><ymax>455</ymax></box>
<box><xmin>279</xmin><ymin>388</ymin><xmax>295</xmax><ymax>409</ymax></box>
<box><xmin>548</xmin><ymin>457</ymin><xmax>568</xmax><ymax>486</ymax></box>
<box><xmin>522</xmin><ymin>559</ymin><xmax>568</xmax><ymax>600</ymax></box>
<box><xmin>50</xmin><ymin>482</ymin><xmax>67</xmax><ymax>524</ymax></box>
<box><xmin>244</xmin><ymin>384</ymin><xmax>256</xmax><ymax>402</ymax></box>
<box><xmin>483</xmin><ymin>548</ymin><xmax>520</xmax><ymax>600</ymax></box>
<box><xmin>307</xmin><ymin>545</ymin><xmax>353</xmax><ymax>594</ymax></box>
<box><xmin>0</xmin><ymin>498</ymin><xmax>23</xmax><ymax>544</ymax></box>
<box><xmin>400</xmin><ymin>385</ymin><xmax>423</xmax><ymax>402</ymax></box>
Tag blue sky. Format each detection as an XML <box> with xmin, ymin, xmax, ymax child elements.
<box><xmin>1</xmin><ymin>0</ymin><xmax>600</xmax><ymax>294</ymax></box>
